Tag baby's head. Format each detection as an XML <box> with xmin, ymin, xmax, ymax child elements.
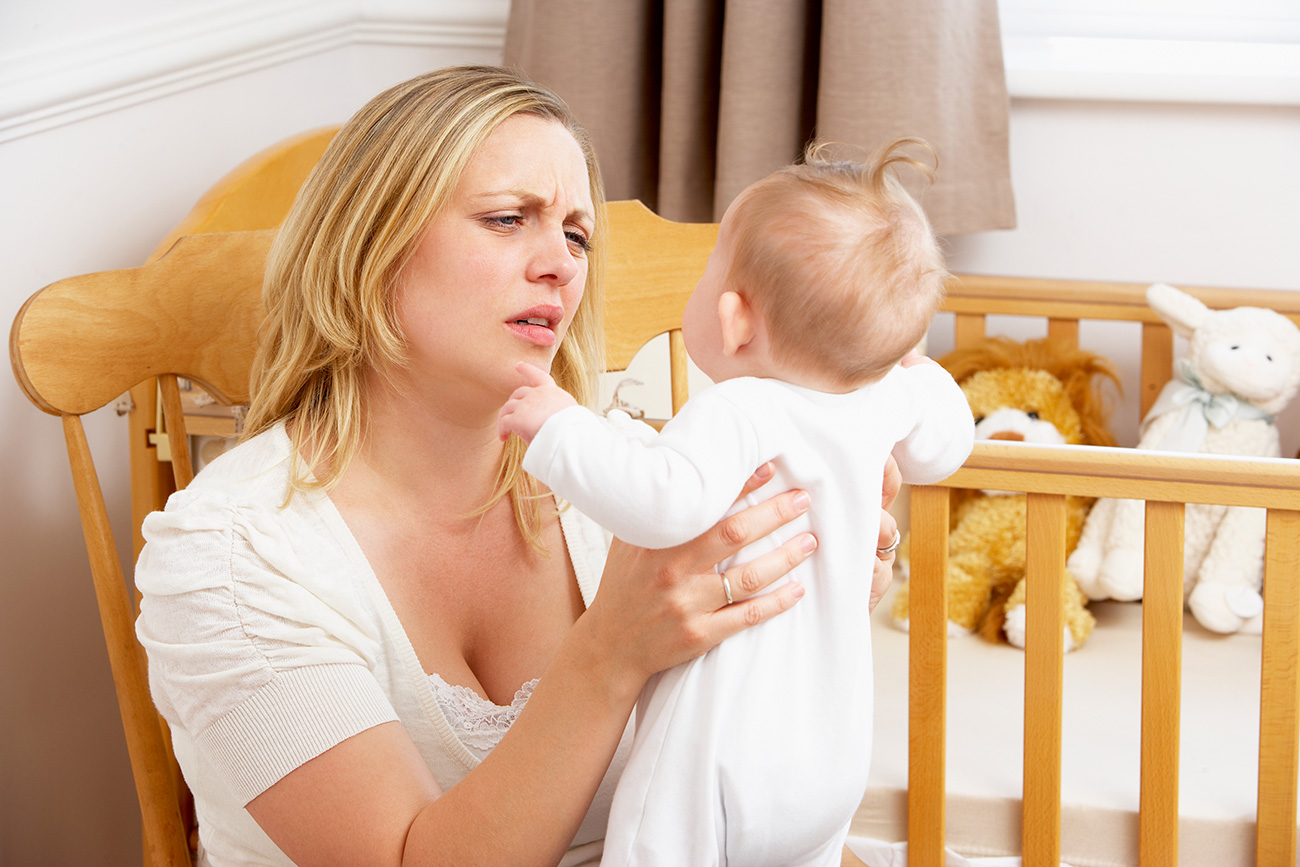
<box><xmin>686</xmin><ymin>138</ymin><xmax>947</xmax><ymax>391</ymax></box>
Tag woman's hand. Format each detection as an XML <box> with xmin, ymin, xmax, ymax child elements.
<box><xmin>581</xmin><ymin>462</ymin><xmax>814</xmax><ymax>689</ymax></box>
<box><xmin>871</xmin><ymin>455</ymin><xmax>903</xmax><ymax>612</ymax></box>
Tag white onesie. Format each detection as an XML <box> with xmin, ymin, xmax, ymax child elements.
<box><xmin>523</xmin><ymin>366</ymin><xmax>973</xmax><ymax>866</ymax></box>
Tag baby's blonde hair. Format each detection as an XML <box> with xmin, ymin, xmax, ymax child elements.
<box><xmin>243</xmin><ymin>66</ymin><xmax>606</xmax><ymax>545</ymax></box>
<box><xmin>727</xmin><ymin>137</ymin><xmax>947</xmax><ymax>388</ymax></box>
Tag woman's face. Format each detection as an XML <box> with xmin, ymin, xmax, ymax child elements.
<box><xmin>391</xmin><ymin>114</ymin><xmax>594</xmax><ymax>416</ymax></box>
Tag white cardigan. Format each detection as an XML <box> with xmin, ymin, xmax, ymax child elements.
<box><xmin>135</xmin><ymin>422</ymin><xmax>624</xmax><ymax>867</ymax></box>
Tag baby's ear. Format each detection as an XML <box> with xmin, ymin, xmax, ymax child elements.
<box><xmin>718</xmin><ymin>290</ymin><xmax>757</xmax><ymax>356</ymax></box>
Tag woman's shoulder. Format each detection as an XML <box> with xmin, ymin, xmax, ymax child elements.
<box><xmin>165</xmin><ymin>422</ymin><xmax>295</xmax><ymax>502</ymax></box>
<box><xmin>140</xmin><ymin>422</ymin><xmax>311</xmax><ymax>549</ymax></box>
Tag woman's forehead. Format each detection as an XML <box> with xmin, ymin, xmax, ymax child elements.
<box><xmin>458</xmin><ymin>115</ymin><xmax>592</xmax><ymax>214</ymax></box>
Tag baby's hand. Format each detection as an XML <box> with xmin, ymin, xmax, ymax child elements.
<box><xmin>497</xmin><ymin>362</ymin><xmax>578</xmax><ymax>444</ymax></box>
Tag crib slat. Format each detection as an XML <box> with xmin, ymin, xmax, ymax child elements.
<box><xmin>954</xmin><ymin>312</ymin><xmax>986</xmax><ymax>348</ymax></box>
<box><xmin>1140</xmin><ymin>322</ymin><xmax>1173</xmax><ymax>419</ymax></box>
<box><xmin>908</xmin><ymin>485</ymin><xmax>950</xmax><ymax>867</ymax></box>
<box><xmin>1258</xmin><ymin>509</ymin><xmax>1300</xmax><ymax>867</ymax></box>
<box><xmin>1139</xmin><ymin>500</ymin><xmax>1184</xmax><ymax>867</ymax></box>
<box><xmin>668</xmin><ymin>329</ymin><xmax>689</xmax><ymax>415</ymax></box>
<box><xmin>1046</xmin><ymin>318</ymin><xmax>1078</xmax><ymax>349</ymax></box>
<box><xmin>1023</xmin><ymin>493</ymin><xmax>1065</xmax><ymax>867</ymax></box>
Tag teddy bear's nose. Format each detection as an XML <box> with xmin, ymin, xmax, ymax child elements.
<box><xmin>988</xmin><ymin>430</ymin><xmax>1025</xmax><ymax>442</ymax></box>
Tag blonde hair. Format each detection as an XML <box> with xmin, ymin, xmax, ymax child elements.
<box><xmin>243</xmin><ymin>66</ymin><xmax>607</xmax><ymax>544</ymax></box>
<box><xmin>727</xmin><ymin>137</ymin><xmax>947</xmax><ymax>388</ymax></box>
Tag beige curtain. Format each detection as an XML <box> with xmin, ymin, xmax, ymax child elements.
<box><xmin>504</xmin><ymin>0</ymin><xmax>1015</xmax><ymax>235</ymax></box>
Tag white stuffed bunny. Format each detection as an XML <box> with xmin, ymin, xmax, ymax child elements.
<box><xmin>1068</xmin><ymin>283</ymin><xmax>1300</xmax><ymax>634</ymax></box>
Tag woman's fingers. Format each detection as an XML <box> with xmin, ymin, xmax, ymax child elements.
<box><xmin>870</xmin><ymin>510</ymin><xmax>899</xmax><ymax>612</ymax></box>
<box><xmin>719</xmin><ymin>532</ymin><xmax>817</xmax><ymax>602</ymax></box>
<box><xmin>734</xmin><ymin>461</ymin><xmax>775</xmax><ymax>502</ymax></box>
<box><xmin>587</xmin><ymin>480</ymin><xmax>812</xmax><ymax>681</ymax></box>
<box><xmin>699</xmin><ymin>487</ymin><xmax>809</xmax><ymax>568</ymax></box>
<box><xmin>881</xmin><ymin>455</ymin><xmax>902</xmax><ymax>511</ymax></box>
<box><xmin>876</xmin><ymin>509</ymin><xmax>899</xmax><ymax>552</ymax></box>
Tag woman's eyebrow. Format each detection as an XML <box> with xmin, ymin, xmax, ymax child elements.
<box><xmin>472</xmin><ymin>189</ymin><xmax>593</xmax><ymax>225</ymax></box>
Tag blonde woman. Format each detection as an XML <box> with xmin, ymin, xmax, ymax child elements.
<box><xmin>133</xmin><ymin>66</ymin><xmax>827</xmax><ymax>867</ymax></box>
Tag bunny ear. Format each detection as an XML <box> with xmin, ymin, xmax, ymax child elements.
<box><xmin>1146</xmin><ymin>283</ymin><xmax>1209</xmax><ymax>337</ymax></box>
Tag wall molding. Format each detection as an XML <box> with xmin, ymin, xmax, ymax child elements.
<box><xmin>0</xmin><ymin>0</ymin><xmax>510</xmax><ymax>143</ymax></box>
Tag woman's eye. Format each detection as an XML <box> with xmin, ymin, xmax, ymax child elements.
<box><xmin>566</xmin><ymin>230</ymin><xmax>592</xmax><ymax>252</ymax></box>
<box><xmin>486</xmin><ymin>214</ymin><xmax>522</xmax><ymax>229</ymax></box>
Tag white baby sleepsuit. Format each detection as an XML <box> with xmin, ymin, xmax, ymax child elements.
<box><xmin>523</xmin><ymin>366</ymin><xmax>974</xmax><ymax>866</ymax></box>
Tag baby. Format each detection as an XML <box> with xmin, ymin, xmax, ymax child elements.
<box><xmin>499</xmin><ymin>139</ymin><xmax>974</xmax><ymax>866</ymax></box>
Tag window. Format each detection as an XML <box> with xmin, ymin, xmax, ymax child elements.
<box><xmin>998</xmin><ymin>0</ymin><xmax>1300</xmax><ymax>104</ymax></box>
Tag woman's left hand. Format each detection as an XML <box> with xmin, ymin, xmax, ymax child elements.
<box><xmin>870</xmin><ymin>455</ymin><xmax>902</xmax><ymax>612</ymax></box>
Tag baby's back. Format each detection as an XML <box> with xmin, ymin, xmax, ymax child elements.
<box><xmin>603</xmin><ymin>376</ymin><xmax>919</xmax><ymax>867</ymax></box>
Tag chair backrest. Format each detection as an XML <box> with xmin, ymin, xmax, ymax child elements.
<box><xmin>8</xmin><ymin>166</ymin><xmax>715</xmax><ymax>865</ymax></box>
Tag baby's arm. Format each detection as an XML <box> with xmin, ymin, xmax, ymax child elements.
<box><xmin>892</xmin><ymin>358</ymin><xmax>975</xmax><ymax>484</ymax></box>
<box><xmin>498</xmin><ymin>362</ymin><xmax>578</xmax><ymax>444</ymax></box>
<box><xmin>524</xmin><ymin>389</ymin><xmax>764</xmax><ymax>549</ymax></box>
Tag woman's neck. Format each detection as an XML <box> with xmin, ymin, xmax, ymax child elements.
<box><xmin>342</xmin><ymin>372</ymin><xmax>509</xmax><ymax>509</ymax></box>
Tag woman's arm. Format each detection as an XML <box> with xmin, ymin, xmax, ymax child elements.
<box><xmin>245</xmin><ymin>477</ymin><xmax>814</xmax><ymax>867</ymax></box>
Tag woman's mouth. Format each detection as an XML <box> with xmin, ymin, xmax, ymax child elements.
<box><xmin>506</xmin><ymin>306</ymin><xmax>563</xmax><ymax>347</ymax></box>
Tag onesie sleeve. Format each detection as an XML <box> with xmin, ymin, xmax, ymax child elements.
<box><xmin>524</xmin><ymin>396</ymin><xmax>765</xmax><ymax>549</ymax></box>
<box><xmin>891</xmin><ymin>363</ymin><xmax>976</xmax><ymax>485</ymax></box>
<box><xmin>134</xmin><ymin>489</ymin><xmax>399</xmax><ymax>804</ymax></box>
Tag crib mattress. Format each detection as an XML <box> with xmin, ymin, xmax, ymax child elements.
<box><xmin>855</xmin><ymin>586</ymin><xmax>1283</xmax><ymax>867</ymax></box>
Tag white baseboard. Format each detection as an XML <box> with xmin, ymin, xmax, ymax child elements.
<box><xmin>0</xmin><ymin>0</ymin><xmax>510</xmax><ymax>143</ymax></box>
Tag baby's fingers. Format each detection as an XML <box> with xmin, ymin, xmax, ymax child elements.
<box><xmin>514</xmin><ymin>360</ymin><xmax>554</xmax><ymax>386</ymax></box>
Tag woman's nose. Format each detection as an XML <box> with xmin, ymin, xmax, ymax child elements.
<box><xmin>528</xmin><ymin>229</ymin><xmax>580</xmax><ymax>286</ymax></box>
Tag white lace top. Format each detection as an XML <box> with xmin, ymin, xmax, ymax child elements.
<box><xmin>428</xmin><ymin>672</ymin><xmax>540</xmax><ymax>752</ymax></box>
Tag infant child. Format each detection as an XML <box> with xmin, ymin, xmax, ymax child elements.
<box><xmin>498</xmin><ymin>138</ymin><xmax>974</xmax><ymax>866</ymax></box>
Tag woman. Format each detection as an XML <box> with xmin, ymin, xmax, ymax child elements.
<box><xmin>136</xmin><ymin>65</ymin><xmax>896</xmax><ymax>866</ymax></box>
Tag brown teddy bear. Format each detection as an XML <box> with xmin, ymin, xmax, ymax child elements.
<box><xmin>891</xmin><ymin>336</ymin><xmax>1120</xmax><ymax>651</ymax></box>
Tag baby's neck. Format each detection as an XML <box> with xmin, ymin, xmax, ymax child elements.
<box><xmin>717</xmin><ymin>363</ymin><xmax>877</xmax><ymax>395</ymax></box>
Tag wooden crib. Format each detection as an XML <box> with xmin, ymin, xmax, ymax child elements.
<box><xmin>854</xmin><ymin>277</ymin><xmax>1300</xmax><ymax>867</ymax></box>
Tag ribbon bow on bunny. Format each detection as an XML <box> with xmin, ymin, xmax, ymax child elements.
<box><xmin>1142</xmin><ymin>358</ymin><xmax>1273</xmax><ymax>453</ymax></box>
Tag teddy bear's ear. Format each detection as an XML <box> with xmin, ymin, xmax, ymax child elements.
<box><xmin>1147</xmin><ymin>283</ymin><xmax>1208</xmax><ymax>338</ymax></box>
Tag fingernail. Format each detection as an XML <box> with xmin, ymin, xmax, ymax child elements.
<box><xmin>790</xmin><ymin>582</ymin><xmax>805</xmax><ymax>599</ymax></box>
<box><xmin>799</xmin><ymin>533</ymin><xmax>817</xmax><ymax>553</ymax></box>
<box><xmin>792</xmin><ymin>491</ymin><xmax>810</xmax><ymax>512</ymax></box>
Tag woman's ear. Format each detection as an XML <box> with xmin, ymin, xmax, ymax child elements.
<box><xmin>717</xmin><ymin>290</ymin><xmax>757</xmax><ymax>357</ymax></box>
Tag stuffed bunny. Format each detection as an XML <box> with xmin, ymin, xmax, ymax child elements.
<box><xmin>1068</xmin><ymin>283</ymin><xmax>1300</xmax><ymax>633</ymax></box>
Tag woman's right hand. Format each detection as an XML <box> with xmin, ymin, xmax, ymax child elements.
<box><xmin>581</xmin><ymin>463</ymin><xmax>815</xmax><ymax>689</ymax></box>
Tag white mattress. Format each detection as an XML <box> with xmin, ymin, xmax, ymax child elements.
<box><xmin>855</xmin><ymin>585</ymin><xmax>1280</xmax><ymax>867</ymax></box>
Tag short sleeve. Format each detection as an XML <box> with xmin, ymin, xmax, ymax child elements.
<box><xmin>135</xmin><ymin>489</ymin><xmax>399</xmax><ymax>803</ymax></box>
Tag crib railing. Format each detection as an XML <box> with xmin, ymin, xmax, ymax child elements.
<box><xmin>943</xmin><ymin>275</ymin><xmax>1300</xmax><ymax>418</ymax></box>
<box><xmin>907</xmin><ymin>442</ymin><xmax>1300</xmax><ymax>867</ymax></box>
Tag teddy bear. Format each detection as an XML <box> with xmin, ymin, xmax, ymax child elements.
<box><xmin>1067</xmin><ymin>283</ymin><xmax>1300</xmax><ymax>634</ymax></box>
<box><xmin>891</xmin><ymin>336</ymin><xmax>1120</xmax><ymax>651</ymax></box>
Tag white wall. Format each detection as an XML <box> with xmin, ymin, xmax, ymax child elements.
<box><xmin>0</xmin><ymin>4</ymin><xmax>507</xmax><ymax>864</ymax></box>
<box><xmin>2</xmin><ymin>3</ymin><xmax>1297</xmax><ymax>864</ymax></box>
<box><xmin>941</xmin><ymin>98</ymin><xmax>1300</xmax><ymax>450</ymax></box>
